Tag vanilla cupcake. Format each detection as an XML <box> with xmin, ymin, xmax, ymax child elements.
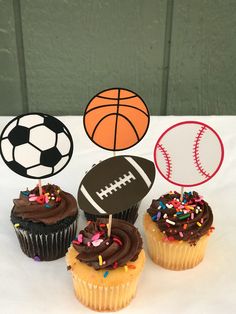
<box><xmin>66</xmin><ymin>218</ymin><xmax>145</xmax><ymax>311</ymax></box>
<box><xmin>144</xmin><ymin>191</ymin><xmax>214</xmax><ymax>270</ymax></box>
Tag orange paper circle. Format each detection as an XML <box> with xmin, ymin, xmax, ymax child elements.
<box><xmin>83</xmin><ymin>88</ymin><xmax>150</xmax><ymax>151</ymax></box>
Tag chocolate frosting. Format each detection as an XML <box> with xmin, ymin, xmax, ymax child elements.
<box><xmin>147</xmin><ymin>191</ymin><xmax>213</xmax><ymax>244</ymax></box>
<box><xmin>73</xmin><ymin>218</ymin><xmax>142</xmax><ymax>270</ymax></box>
<box><xmin>12</xmin><ymin>184</ymin><xmax>78</xmax><ymax>225</ymax></box>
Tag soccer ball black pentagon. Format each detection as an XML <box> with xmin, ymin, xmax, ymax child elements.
<box><xmin>0</xmin><ymin>113</ymin><xmax>73</xmax><ymax>179</ymax></box>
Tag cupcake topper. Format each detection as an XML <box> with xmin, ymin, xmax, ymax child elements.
<box><xmin>78</xmin><ymin>155</ymin><xmax>155</xmax><ymax>234</ymax></box>
<box><xmin>83</xmin><ymin>87</ymin><xmax>150</xmax><ymax>151</ymax></box>
<box><xmin>0</xmin><ymin>113</ymin><xmax>73</xmax><ymax>193</ymax></box>
<box><xmin>154</xmin><ymin>121</ymin><xmax>224</xmax><ymax>198</ymax></box>
<box><xmin>83</xmin><ymin>87</ymin><xmax>150</xmax><ymax>235</ymax></box>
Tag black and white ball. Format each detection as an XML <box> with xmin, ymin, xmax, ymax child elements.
<box><xmin>0</xmin><ymin>113</ymin><xmax>73</xmax><ymax>179</ymax></box>
<box><xmin>78</xmin><ymin>155</ymin><xmax>155</xmax><ymax>215</ymax></box>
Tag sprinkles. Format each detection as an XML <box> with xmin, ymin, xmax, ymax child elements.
<box><xmin>149</xmin><ymin>191</ymin><xmax>210</xmax><ymax>245</ymax></box>
<box><xmin>178</xmin><ymin>213</ymin><xmax>190</xmax><ymax>220</ymax></box>
<box><xmin>98</xmin><ymin>255</ymin><xmax>103</xmax><ymax>266</ymax></box>
<box><xmin>14</xmin><ymin>223</ymin><xmax>20</xmax><ymax>228</ymax></box>
<box><xmin>103</xmin><ymin>271</ymin><xmax>109</xmax><ymax>278</ymax></box>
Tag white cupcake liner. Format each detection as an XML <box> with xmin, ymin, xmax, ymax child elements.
<box><xmin>72</xmin><ymin>275</ymin><xmax>139</xmax><ymax>311</ymax></box>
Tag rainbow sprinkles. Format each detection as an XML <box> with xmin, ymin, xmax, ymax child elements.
<box><xmin>148</xmin><ymin>191</ymin><xmax>214</xmax><ymax>245</ymax></box>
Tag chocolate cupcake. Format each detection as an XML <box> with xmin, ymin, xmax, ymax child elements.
<box><xmin>144</xmin><ymin>191</ymin><xmax>214</xmax><ymax>270</ymax></box>
<box><xmin>83</xmin><ymin>201</ymin><xmax>140</xmax><ymax>224</ymax></box>
<box><xmin>11</xmin><ymin>184</ymin><xmax>78</xmax><ymax>261</ymax></box>
<box><xmin>66</xmin><ymin>218</ymin><xmax>145</xmax><ymax>311</ymax></box>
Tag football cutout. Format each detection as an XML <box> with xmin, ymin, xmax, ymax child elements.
<box><xmin>0</xmin><ymin>113</ymin><xmax>73</xmax><ymax>179</ymax></box>
<box><xmin>78</xmin><ymin>155</ymin><xmax>155</xmax><ymax>215</ymax></box>
<box><xmin>83</xmin><ymin>88</ymin><xmax>150</xmax><ymax>151</ymax></box>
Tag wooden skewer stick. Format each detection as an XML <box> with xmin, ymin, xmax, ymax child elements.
<box><xmin>180</xmin><ymin>186</ymin><xmax>184</xmax><ymax>202</ymax></box>
<box><xmin>107</xmin><ymin>151</ymin><xmax>116</xmax><ymax>236</ymax></box>
<box><xmin>107</xmin><ymin>214</ymin><xmax>112</xmax><ymax>237</ymax></box>
<box><xmin>38</xmin><ymin>179</ymin><xmax>43</xmax><ymax>196</ymax></box>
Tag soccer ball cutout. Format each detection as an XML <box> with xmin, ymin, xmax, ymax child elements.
<box><xmin>0</xmin><ymin>113</ymin><xmax>73</xmax><ymax>179</ymax></box>
<box><xmin>154</xmin><ymin>121</ymin><xmax>224</xmax><ymax>187</ymax></box>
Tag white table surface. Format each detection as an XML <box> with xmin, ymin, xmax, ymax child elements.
<box><xmin>0</xmin><ymin>116</ymin><xmax>236</xmax><ymax>314</ymax></box>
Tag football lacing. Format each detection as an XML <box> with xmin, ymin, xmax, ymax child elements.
<box><xmin>96</xmin><ymin>171</ymin><xmax>136</xmax><ymax>200</ymax></box>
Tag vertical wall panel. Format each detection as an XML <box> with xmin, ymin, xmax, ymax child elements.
<box><xmin>0</xmin><ymin>0</ymin><xmax>23</xmax><ymax>115</ymax></box>
<box><xmin>21</xmin><ymin>0</ymin><xmax>166</xmax><ymax>115</ymax></box>
<box><xmin>167</xmin><ymin>0</ymin><xmax>236</xmax><ymax>115</ymax></box>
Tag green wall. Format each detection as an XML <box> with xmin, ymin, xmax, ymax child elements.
<box><xmin>1</xmin><ymin>0</ymin><xmax>236</xmax><ymax>115</ymax></box>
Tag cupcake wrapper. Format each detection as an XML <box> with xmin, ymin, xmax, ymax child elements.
<box><xmin>72</xmin><ymin>274</ymin><xmax>139</xmax><ymax>311</ymax></box>
<box><xmin>14</xmin><ymin>219</ymin><xmax>77</xmax><ymax>261</ymax></box>
<box><xmin>145</xmin><ymin>226</ymin><xmax>209</xmax><ymax>270</ymax></box>
<box><xmin>84</xmin><ymin>201</ymin><xmax>141</xmax><ymax>224</ymax></box>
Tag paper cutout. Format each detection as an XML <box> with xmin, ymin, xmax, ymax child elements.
<box><xmin>83</xmin><ymin>88</ymin><xmax>150</xmax><ymax>151</ymax></box>
<box><xmin>154</xmin><ymin>121</ymin><xmax>224</xmax><ymax>187</ymax></box>
<box><xmin>0</xmin><ymin>113</ymin><xmax>73</xmax><ymax>179</ymax></box>
<box><xmin>78</xmin><ymin>155</ymin><xmax>155</xmax><ymax>215</ymax></box>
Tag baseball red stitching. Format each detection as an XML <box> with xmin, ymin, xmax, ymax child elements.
<box><xmin>193</xmin><ymin>126</ymin><xmax>210</xmax><ymax>178</ymax></box>
<box><xmin>157</xmin><ymin>143</ymin><xmax>172</xmax><ymax>179</ymax></box>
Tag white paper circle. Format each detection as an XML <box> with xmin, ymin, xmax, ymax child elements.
<box><xmin>154</xmin><ymin>121</ymin><xmax>224</xmax><ymax>187</ymax></box>
<box><xmin>0</xmin><ymin>113</ymin><xmax>73</xmax><ymax>179</ymax></box>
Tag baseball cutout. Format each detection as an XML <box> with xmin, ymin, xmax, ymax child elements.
<box><xmin>154</xmin><ymin>121</ymin><xmax>224</xmax><ymax>187</ymax></box>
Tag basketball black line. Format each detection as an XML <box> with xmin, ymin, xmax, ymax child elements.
<box><xmin>91</xmin><ymin>112</ymin><xmax>140</xmax><ymax>145</ymax></box>
<box><xmin>85</xmin><ymin>103</ymin><xmax>149</xmax><ymax>117</ymax></box>
<box><xmin>97</xmin><ymin>95</ymin><xmax>137</xmax><ymax>101</ymax></box>
<box><xmin>113</xmin><ymin>89</ymin><xmax>120</xmax><ymax>150</ymax></box>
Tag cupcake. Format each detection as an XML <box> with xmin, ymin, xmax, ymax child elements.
<box><xmin>11</xmin><ymin>183</ymin><xmax>78</xmax><ymax>261</ymax></box>
<box><xmin>144</xmin><ymin>191</ymin><xmax>214</xmax><ymax>270</ymax></box>
<box><xmin>66</xmin><ymin>218</ymin><xmax>145</xmax><ymax>311</ymax></box>
<box><xmin>82</xmin><ymin>202</ymin><xmax>140</xmax><ymax>224</ymax></box>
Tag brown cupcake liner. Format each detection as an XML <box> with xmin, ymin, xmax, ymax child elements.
<box><xmin>14</xmin><ymin>219</ymin><xmax>77</xmax><ymax>261</ymax></box>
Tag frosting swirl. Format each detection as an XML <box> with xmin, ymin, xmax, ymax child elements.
<box><xmin>147</xmin><ymin>191</ymin><xmax>214</xmax><ymax>244</ymax></box>
<box><xmin>73</xmin><ymin>218</ymin><xmax>142</xmax><ymax>270</ymax></box>
<box><xmin>12</xmin><ymin>184</ymin><xmax>78</xmax><ymax>225</ymax></box>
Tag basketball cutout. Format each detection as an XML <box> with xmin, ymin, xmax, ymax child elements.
<box><xmin>83</xmin><ymin>88</ymin><xmax>150</xmax><ymax>151</ymax></box>
<box><xmin>154</xmin><ymin>121</ymin><xmax>224</xmax><ymax>187</ymax></box>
